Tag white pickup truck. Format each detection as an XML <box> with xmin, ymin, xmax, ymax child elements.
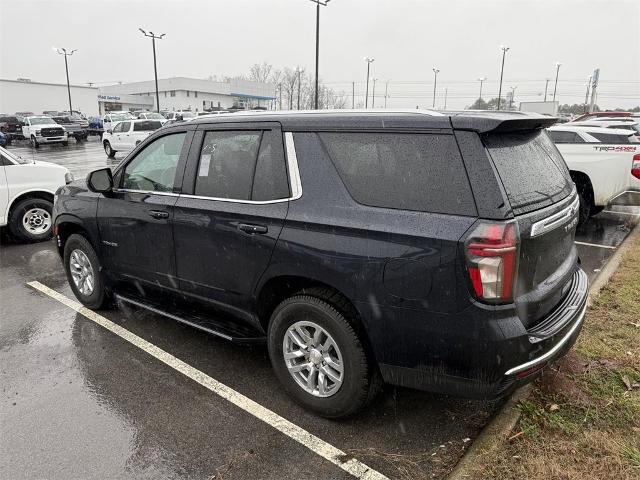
<box><xmin>548</xmin><ymin>125</ymin><xmax>640</xmax><ymax>223</ymax></box>
<box><xmin>0</xmin><ymin>146</ymin><xmax>73</xmax><ymax>242</ymax></box>
<box><xmin>21</xmin><ymin>116</ymin><xmax>69</xmax><ymax>148</ymax></box>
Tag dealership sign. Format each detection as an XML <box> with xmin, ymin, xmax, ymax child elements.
<box><xmin>98</xmin><ymin>94</ymin><xmax>121</xmax><ymax>101</ymax></box>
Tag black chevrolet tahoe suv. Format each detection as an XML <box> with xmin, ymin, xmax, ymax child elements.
<box><xmin>53</xmin><ymin>110</ymin><xmax>588</xmax><ymax>418</ymax></box>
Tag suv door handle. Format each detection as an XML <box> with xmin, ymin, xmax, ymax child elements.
<box><xmin>238</xmin><ymin>223</ymin><xmax>268</xmax><ymax>235</ymax></box>
<box><xmin>148</xmin><ymin>210</ymin><xmax>169</xmax><ymax>219</ymax></box>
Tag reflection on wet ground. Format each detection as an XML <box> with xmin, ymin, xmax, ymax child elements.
<box><xmin>1</xmin><ymin>139</ymin><xmax>638</xmax><ymax>479</ymax></box>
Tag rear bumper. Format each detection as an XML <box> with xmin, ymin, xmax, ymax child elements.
<box><xmin>376</xmin><ymin>268</ymin><xmax>588</xmax><ymax>399</ymax></box>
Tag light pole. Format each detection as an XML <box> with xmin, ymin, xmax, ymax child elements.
<box><xmin>509</xmin><ymin>86</ymin><xmax>517</xmax><ymax>110</ymax></box>
<box><xmin>544</xmin><ymin>78</ymin><xmax>550</xmax><ymax>102</ymax></box>
<box><xmin>584</xmin><ymin>75</ymin><xmax>592</xmax><ymax>114</ymax></box>
<box><xmin>477</xmin><ymin>77</ymin><xmax>486</xmax><ymax>105</ymax></box>
<box><xmin>432</xmin><ymin>68</ymin><xmax>440</xmax><ymax>108</ymax></box>
<box><xmin>552</xmin><ymin>61</ymin><xmax>562</xmax><ymax>102</ymax></box>
<box><xmin>371</xmin><ymin>78</ymin><xmax>377</xmax><ymax>108</ymax></box>
<box><xmin>52</xmin><ymin>47</ymin><xmax>77</xmax><ymax>114</ymax></box>
<box><xmin>443</xmin><ymin>88</ymin><xmax>448</xmax><ymax>110</ymax></box>
<box><xmin>310</xmin><ymin>0</ymin><xmax>330</xmax><ymax>110</ymax></box>
<box><xmin>364</xmin><ymin>57</ymin><xmax>374</xmax><ymax>108</ymax></box>
<box><xmin>497</xmin><ymin>45</ymin><xmax>509</xmax><ymax>111</ymax></box>
<box><xmin>296</xmin><ymin>67</ymin><xmax>302</xmax><ymax>110</ymax></box>
<box><xmin>384</xmin><ymin>80</ymin><xmax>389</xmax><ymax>108</ymax></box>
<box><xmin>139</xmin><ymin>28</ymin><xmax>165</xmax><ymax>113</ymax></box>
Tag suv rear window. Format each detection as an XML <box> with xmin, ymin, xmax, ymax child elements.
<box><xmin>133</xmin><ymin>120</ymin><xmax>162</xmax><ymax>131</ymax></box>
<box><xmin>319</xmin><ymin>132</ymin><xmax>475</xmax><ymax>215</ymax></box>
<box><xmin>484</xmin><ymin>130</ymin><xmax>573</xmax><ymax>215</ymax></box>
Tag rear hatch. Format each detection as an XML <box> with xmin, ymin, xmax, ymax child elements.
<box><xmin>482</xmin><ymin>129</ymin><xmax>578</xmax><ymax>327</ymax></box>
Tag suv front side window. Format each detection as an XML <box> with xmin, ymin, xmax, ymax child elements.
<box><xmin>121</xmin><ymin>132</ymin><xmax>186</xmax><ymax>192</ymax></box>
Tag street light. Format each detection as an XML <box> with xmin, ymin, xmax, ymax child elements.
<box><xmin>477</xmin><ymin>77</ymin><xmax>487</xmax><ymax>104</ymax></box>
<box><xmin>364</xmin><ymin>57</ymin><xmax>374</xmax><ymax>108</ymax></box>
<box><xmin>509</xmin><ymin>86</ymin><xmax>517</xmax><ymax>109</ymax></box>
<box><xmin>552</xmin><ymin>61</ymin><xmax>562</xmax><ymax>102</ymax></box>
<box><xmin>497</xmin><ymin>45</ymin><xmax>509</xmax><ymax>111</ymax></box>
<box><xmin>432</xmin><ymin>68</ymin><xmax>440</xmax><ymax>108</ymax></box>
<box><xmin>584</xmin><ymin>75</ymin><xmax>592</xmax><ymax>114</ymax></box>
<box><xmin>310</xmin><ymin>0</ymin><xmax>331</xmax><ymax>110</ymax></box>
<box><xmin>371</xmin><ymin>78</ymin><xmax>378</xmax><ymax>108</ymax></box>
<box><xmin>52</xmin><ymin>47</ymin><xmax>77</xmax><ymax>115</ymax></box>
<box><xmin>139</xmin><ymin>28</ymin><xmax>166</xmax><ymax>113</ymax></box>
<box><xmin>544</xmin><ymin>78</ymin><xmax>550</xmax><ymax>102</ymax></box>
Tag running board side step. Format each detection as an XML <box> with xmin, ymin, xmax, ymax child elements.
<box><xmin>114</xmin><ymin>294</ymin><xmax>266</xmax><ymax>344</ymax></box>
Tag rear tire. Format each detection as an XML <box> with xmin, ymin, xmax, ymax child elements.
<box><xmin>267</xmin><ymin>290</ymin><xmax>380</xmax><ymax>418</ymax></box>
<box><xmin>8</xmin><ymin>198</ymin><xmax>53</xmax><ymax>243</ymax></box>
<box><xmin>104</xmin><ymin>140</ymin><xmax>116</xmax><ymax>158</ymax></box>
<box><xmin>63</xmin><ymin>234</ymin><xmax>109</xmax><ymax>309</ymax></box>
<box><xmin>577</xmin><ymin>190</ymin><xmax>591</xmax><ymax>227</ymax></box>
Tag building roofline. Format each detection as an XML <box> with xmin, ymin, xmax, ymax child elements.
<box><xmin>0</xmin><ymin>78</ymin><xmax>97</xmax><ymax>90</ymax></box>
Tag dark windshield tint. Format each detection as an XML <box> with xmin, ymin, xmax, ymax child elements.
<box><xmin>133</xmin><ymin>120</ymin><xmax>162</xmax><ymax>131</ymax></box>
<box><xmin>484</xmin><ymin>130</ymin><xmax>573</xmax><ymax>215</ymax></box>
<box><xmin>319</xmin><ymin>132</ymin><xmax>476</xmax><ymax>215</ymax></box>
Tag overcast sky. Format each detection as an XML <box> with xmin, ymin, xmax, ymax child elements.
<box><xmin>1</xmin><ymin>0</ymin><xmax>639</xmax><ymax>109</ymax></box>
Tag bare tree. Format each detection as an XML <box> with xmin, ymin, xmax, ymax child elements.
<box><xmin>249</xmin><ymin>62</ymin><xmax>273</xmax><ymax>83</ymax></box>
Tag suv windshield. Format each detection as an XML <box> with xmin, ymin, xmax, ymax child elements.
<box><xmin>52</xmin><ymin>117</ymin><xmax>72</xmax><ymax>124</ymax></box>
<box><xmin>484</xmin><ymin>130</ymin><xmax>573</xmax><ymax>215</ymax></box>
<box><xmin>29</xmin><ymin>117</ymin><xmax>55</xmax><ymax>125</ymax></box>
<box><xmin>142</xmin><ymin>113</ymin><xmax>164</xmax><ymax>119</ymax></box>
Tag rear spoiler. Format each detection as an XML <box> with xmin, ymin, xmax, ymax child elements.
<box><xmin>449</xmin><ymin>112</ymin><xmax>558</xmax><ymax>133</ymax></box>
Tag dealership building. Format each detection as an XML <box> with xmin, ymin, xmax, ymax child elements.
<box><xmin>0</xmin><ymin>76</ymin><xmax>276</xmax><ymax>116</ymax></box>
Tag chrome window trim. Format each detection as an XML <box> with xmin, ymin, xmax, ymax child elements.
<box><xmin>113</xmin><ymin>188</ymin><xmax>179</xmax><ymax>197</ymax></box>
<box><xmin>285</xmin><ymin>131</ymin><xmax>302</xmax><ymax>200</ymax></box>
<box><xmin>530</xmin><ymin>195</ymin><xmax>580</xmax><ymax>237</ymax></box>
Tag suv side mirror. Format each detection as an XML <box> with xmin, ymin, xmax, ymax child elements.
<box><xmin>87</xmin><ymin>168</ymin><xmax>113</xmax><ymax>193</ymax></box>
<box><xmin>106</xmin><ymin>129</ymin><xmax>113</xmax><ymax>134</ymax></box>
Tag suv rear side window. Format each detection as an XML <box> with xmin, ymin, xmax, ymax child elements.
<box><xmin>484</xmin><ymin>130</ymin><xmax>573</xmax><ymax>215</ymax></box>
<box><xmin>319</xmin><ymin>132</ymin><xmax>475</xmax><ymax>215</ymax></box>
<box><xmin>195</xmin><ymin>130</ymin><xmax>290</xmax><ymax>201</ymax></box>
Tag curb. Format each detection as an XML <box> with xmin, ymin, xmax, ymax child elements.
<box><xmin>447</xmin><ymin>221</ymin><xmax>640</xmax><ymax>480</ymax></box>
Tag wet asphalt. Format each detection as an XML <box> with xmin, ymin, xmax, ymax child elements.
<box><xmin>1</xmin><ymin>137</ymin><xmax>638</xmax><ymax>480</ymax></box>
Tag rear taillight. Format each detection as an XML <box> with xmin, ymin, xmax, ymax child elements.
<box><xmin>632</xmin><ymin>154</ymin><xmax>640</xmax><ymax>180</ymax></box>
<box><xmin>465</xmin><ymin>220</ymin><xmax>519</xmax><ymax>303</ymax></box>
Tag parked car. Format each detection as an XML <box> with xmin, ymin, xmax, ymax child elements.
<box><xmin>572</xmin><ymin>111</ymin><xmax>638</xmax><ymax>122</ymax></box>
<box><xmin>0</xmin><ymin>115</ymin><xmax>25</xmax><ymax>144</ymax></box>
<box><xmin>103</xmin><ymin>112</ymin><xmax>135</xmax><ymax>132</ymax></box>
<box><xmin>102</xmin><ymin>119</ymin><xmax>163</xmax><ymax>157</ymax></box>
<box><xmin>88</xmin><ymin>116</ymin><xmax>104</xmax><ymax>136</ymax></box>
<box><xmin>0</xmin><ymin>131</ymin><xmax>7</xmax><ymax>147</ymax></box>
<box><xmin>1</xmin><ymin>146</ymin><xmax>73</xmax><ymax>242</ymax></box>
<box><xmin>54</xmin><ymin>110</ymin><xmax>588</xmax><ymax>418</ymax></box>
<box><xmin>163</xmin><ymin>111</ymin><xmax>197</xmax><ymax>121</ymax></box>
<box><xmin>21</xmin><ymin>116</ymin><xmax>68</xmax><ymax>148</ymax></box>
<box><xmin>137</xmin><ymin>112</ymin><xmax>167</xmax><ymax>123</ymax></box>
<box><xmin>548</xmin><ymin>124</ymin><xmax>640</xmax><ymax>223</ymax></box>
<box><xmin>52</xmin><ymin>116</ymin><xmax>88</xmax><ymax>142</ymax></box>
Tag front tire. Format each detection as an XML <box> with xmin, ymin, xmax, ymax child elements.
<box><xmin>104</xmin><ymin>140</ymin><xmax>116</xmax><ymax>158</ymax></box>
<box><xmin>8</xmin><ymin>198</ymin><xmax>53</xmax><ymax>242</ymax></box>
<box><xmin>63</xmin><ymin>234</ymin><xmax>108</xmax><ymax>309</ymax></box>
<box><xmin>30</xmin><ymin>135</ymin><xmax>39</xmax><ymax>148</ymax></box>
<box><xmin>267</xmin><ymin>291</ymin><xmax>380</xmax><ymax>418</ymax></box>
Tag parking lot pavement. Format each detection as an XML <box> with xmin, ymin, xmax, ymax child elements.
<box><xmin>575</xmin><ymin>206</ymin><xmax>640</xmax><ymax>281</ymax></box>
<box><xmin>6</xmin><ymin>136</ymin><xmax>123</xmax><ymax>178</ymax></box>
<box><xmin>2</xmin><ymin>143</ymin><xmax>638</xmax><ymax>480</ymax></box>
<box><xmin>1</xmin><ymin>240</ymin><xmax>499</xmax><ymax>480</ymax></box>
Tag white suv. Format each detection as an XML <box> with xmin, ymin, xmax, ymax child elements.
<box><xmin>21</xmin><ymin>116</ymin><xmax>69</xmax><ymax>148</ymax></box>
<box><xmin>102</xmin><ymin>119</ymin><xmax>163</xmax><ymax>157</ymax></box>
<box><xmin>0</xmin><ymin>146</ymin><xmax>72</xmax><ymax>242</ymax></box>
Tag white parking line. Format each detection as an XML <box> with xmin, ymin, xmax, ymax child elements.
<box><xmin>575</xmin><ymin>241</ymin><xmax>617</xmax><ymax>250</ymax></box>
<box><xmin>27</xmin><ymin>281</ymin><xmax>388</xmax><ymax>480</ymax></box>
